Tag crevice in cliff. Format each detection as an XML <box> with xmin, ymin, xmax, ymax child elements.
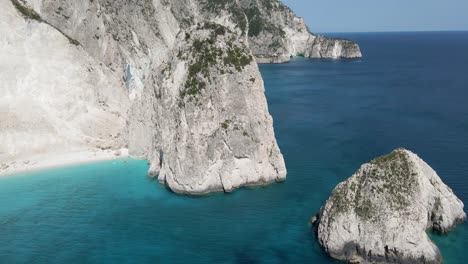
<box><xmin>222</xmin><ymin>138</ymin><xmax>233</xmax><ymax>153</ymax></box>
<box><xmin>218</xmin><ymin>172</ymin><xmax>226</xmax><ymax>193</ymax></box>
<box><xmin>11</xmin><ymin>0</ymin><xmax>81</xmax><ymax>46</ymax></box>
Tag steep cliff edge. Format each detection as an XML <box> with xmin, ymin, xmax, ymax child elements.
<box><xmin>0</xmin><ymin>0</ymin><xmax>357</xmax><ymax>194</ymax></box>
<box><xmin>148</xmin><ymin>24</ymin><xmax>286</xmax><ymax>194</ymax></box>
<box><xmin>0</xmin><ymin>0</ymin><xmax>129</xmax><ymax>169</ymax></box>
<box><xmin>191</xmin><ymin>0</ymin><xmax>362</xmax><ymax>62</ymax></box>
<box><xmin>237</xmin><ymin>0</ymin><xmax>362</xmax><ymax>62</ymax></box>
<box><xmin>0</xmin><ymin>0</ymin><xmax>287</xmax><ymax>194</ymax></box>
<box><xmin>313</xmin><ymin>149</ymin><xmax>466</xmax><ymax>264</ymax></box>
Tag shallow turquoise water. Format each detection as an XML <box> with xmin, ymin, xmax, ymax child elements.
<box><xmin>1</xmin><ymin>32</ymin><xmax>468</xmax><ymax>263</ymax></box>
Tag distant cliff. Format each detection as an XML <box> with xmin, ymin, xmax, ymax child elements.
<box><xmin>198</xmin><ymin>0</ymin><xmax>362</xmax><ymax>63</ymax></box>
<box><xmin>238</xmin><ymin>0</ymin><xmax>362</xmax><ymax>62</ymax></box>
<box><xmin>313</xmin><ymin>149</ymin><xmax>466</xmax><ymax>264</ymax></box>
<box><xmin>0</xmin><ymin>0</ymin><xmax>359</xmax><ymax>194</ymax></box>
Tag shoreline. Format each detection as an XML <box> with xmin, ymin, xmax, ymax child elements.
<box><xmin>0</xmin><ymin>148</ymin><xmax>132</xmax><ymax>177</ymax></box>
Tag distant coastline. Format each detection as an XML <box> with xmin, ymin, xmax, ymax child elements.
<box><xmin>318</xmin><ymin>30</ymin><xmax>468</xmax><ymax>35</ymax></box>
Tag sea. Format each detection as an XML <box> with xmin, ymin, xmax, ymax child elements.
<box><xmin>0</xmin><ymin>32</ymin><xmax>467</xmax><ymax>263</ymax></box>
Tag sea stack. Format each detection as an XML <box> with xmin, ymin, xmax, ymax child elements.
<box><xmin>313</xmin><ymin>148</ymin><xmax>466</xmax><ymax>264</ymax></box>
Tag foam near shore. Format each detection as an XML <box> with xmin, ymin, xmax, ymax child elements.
<box><xmin>0</xmin><ymin>148</ymin><xmax>129</xmax><ymax>176</ymax></box>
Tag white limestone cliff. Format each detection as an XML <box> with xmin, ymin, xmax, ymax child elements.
<box><xmin>1</xmin><ymin>0</ymin><xmax>360</xmax><ymax>194</ymax></box>
<box><xmin>148</xmin><ymin>24</ymin><xmax>286</xmax><ymax>194</ymax></box>
<box><xmin>313</xmin><ymin>148</ymin><xmax>466</xmax><ymax>264</ymax></box>
<box><xmin>0</xmin><ymin>0</ymin><xmax>288</xmax><ymax>194</ymax></box>
<box><xmin>0</xmin><ymin>0</ymin><xmax>129</xmax><ymax>169</ymax></box>
<box><xmin>237</xmin><ymin>0</ymin><xmax>362</xmax><ymax>63</ymax></box>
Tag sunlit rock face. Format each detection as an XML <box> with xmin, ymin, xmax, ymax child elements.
<box><xmin>1</xmin><ymin>0</ymin><xmax>361</xmax><ymax>193</ymax></box>
<box><xmin>0</xmin><ymin>0</ymin><xmax>130</xmax><ymax>164</ymax></box>
<box><xmin>0</xmin><ymin>0</ymin><xmax>291</xmax><ymax>193</ymax></box>
<box><xmin>237</xmin><ymin>0</ymin><xmax>362</xmax><ymax>63</ymax></box>
<box><xmin>147</xmin><ymin>23</ymin><xmax>287</xmax><ymax>194</ymax></box>
<box><xmin>313</xmin><ymin>148</ymin><xmax>466</xmax><ymax>264</ymax></box>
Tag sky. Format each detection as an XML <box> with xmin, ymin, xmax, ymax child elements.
<box><xmin>280</xmin><ymin>0</ymin><xmax>468</xmax><ymax>33</ymax></box>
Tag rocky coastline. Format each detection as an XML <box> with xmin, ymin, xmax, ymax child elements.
<box><xmin>312</xmin><ymin>148</ymin><xmax>466</xmax><ymax>264</ymax></box>
<box><xmin>0</xmin><ymin>0</ymin><xmax>360</xmax><ymax>194</ymax></box>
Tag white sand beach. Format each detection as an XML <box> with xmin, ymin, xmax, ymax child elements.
<box><xmin>0</xmin><ymin>148</ymin><xmax>130</xmax><ymax>176</ymax></box>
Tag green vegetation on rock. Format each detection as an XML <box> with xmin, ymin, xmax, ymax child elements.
<box><xmin>243</xmin><ymin>6</ymin><xmax>285</xmax><ymax>38</ymax></box>
<box><xmin>224</xmin><ymin>46</ymin><xmax>252</xmax><ymax>71</ymax></box>
<box><xmin>330</xmin><ymin>149</ymin><xmax>419</xmax><ymax>221</ymax></box>
<box><xmin>11</xmin><ymin>0</ymin><xmax>42</xmax><ymax>21</ymax></box>
<box><xmin>201</xmin><ymin>0</ymin><xmax>288</xmax><ymax>38</ymax></box>
<box><xmin>221</xmin><ymin>120</ymin><xmax>230</xmax><ymax>130</ymax></box>
<box><xmin>202</xmin><ymin>0</ymin><xmax>247</xmax><ymax>34</ymax></box>
<box><xmin>10</xmin><ymin>0</ymin><xmax>80</xmax><ymax>46</ymax></box>
<box><xmin>180</xmin><ymin>23</ymin><xmax>253</xmax><ymax>99</ymax></box>
<box><xmin>181</xmin><ymin>37</ymin><xmax>222</xmax><ymax>98</ymax></box>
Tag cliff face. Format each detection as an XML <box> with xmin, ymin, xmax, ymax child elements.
<box><xmin>314</xmin><ymin>149</ymin><xmax>466</xmax><ymax>264</ymax></box>
<box><xmin>191</xmin><ymin>0</ymin><xmax>362</xmax><ymax>62</ymax></box>
<box><xmin>147</xmin><ymin>23</ymin><xmax>287</xmax><ymax>194</ymax></box>
<box><xmin>0</xmin><ymin>0</ymin><xmax>129</xmax><ymax>162</ymax></box>
<box><xmin>0</xmin><ymin>0</ymin><xmax>289</xmax><ymax>193</ymax></box>
<box><xmin>1</xmin><ymin>0</ymin><xmax>358</xmax><ymax>194</ymax></box>
<box><xmin>237</xmin><ymin>0</ymin><xmax>362</xmax><ymax>62</ymax></box>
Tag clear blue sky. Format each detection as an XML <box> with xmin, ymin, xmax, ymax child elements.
<box><xmin>281</xmin><ymin>0</ymin><xmax>468</xmax><ymax>33</ymax></box>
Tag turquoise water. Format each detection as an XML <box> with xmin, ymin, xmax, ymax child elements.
<box><xmin>1</xmin><ymin>32</ymin><xmax>468</xmax><ymax>263</ymax></box>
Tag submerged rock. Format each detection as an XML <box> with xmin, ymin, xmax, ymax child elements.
<box><xmin>313</xmin><ymin>148</ymin><xmax>466</xmax><ymax>264</ymax></box>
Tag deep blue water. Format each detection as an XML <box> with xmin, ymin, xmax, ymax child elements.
<box><xmin>1</xmin><ymin>32</ymin><xmax>468</xmax><ymax>263</ymax></box>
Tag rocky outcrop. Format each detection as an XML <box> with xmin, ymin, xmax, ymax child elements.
<box><xmin>0</xmin><ymin>0</ymin><xmax>129</xmax><ymax>162</ymax></box>
<box><xmin>237</xmin><ymin>0</ymin><xmax>362</xmax><ymax>62</ymax></box>
<box><xmin>147</xmin><ymin>23</ymin><xmax>286</xmax><ymax>194</ymax></box>
<box><xmin>1</xmin><ymin>0</ymin><xmax>359</xmax><ymax>194</ymax></box>
<box><xmin>313</xmin><ymin>149</ymin><xmax>466</xmax><ymax>264</ymax></box>
<box><xmin>0</xmin><ymin>0</ymin><xmax>287</xmax><ymax>194</ymax></box>
<box><xmin>309</xmin><ymin>35</ymin><xmax>362</xmax><ymax>59</ymax></box>
<box><xmin>195</xmin><ymin>0</ymin><xmax>362</xmax><ymax>63</ymax></box>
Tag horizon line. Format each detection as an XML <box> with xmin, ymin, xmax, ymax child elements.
<box><xmin>315</xmin><ymin>29</ymin><xmax>468</xmax><ymax>34</ymax></box>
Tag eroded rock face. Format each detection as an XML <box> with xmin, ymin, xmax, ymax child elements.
<box><xmin>147</xmin><ymin>23</ymin><xmax>286</xmax><ymax>194</ymax></box>
<box><xmin>0</xmin><ymin>0</ymin><xmax>129</xmax><ymax>162</ymax></box>
<box><xmin>2</xmin><ymin>0</ymin><xmax>360</xmax><ymax>194</ymax></box>
<box><xmin>313</xmin><ymin>149</ymin><xmax>466</xmax><ymax>264</ymax></box>
<box><xmin>309</xmin><ymin>35</ymin><xmax>362</xmax><ymax>59</ymax></box>
<box><xmin>194</xmin><ymin>0</ymin><xmax>362</xmax><ymax>62</ymax></box>
<box><xmin>237</xmin><ymin>0</ymin><xmax>362</xmax><ymax>62</ymax></box>
<box><xmin>1</xmin><ymin>0</ymin><xmax>288</xmax><ymax>194</ymax></box>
